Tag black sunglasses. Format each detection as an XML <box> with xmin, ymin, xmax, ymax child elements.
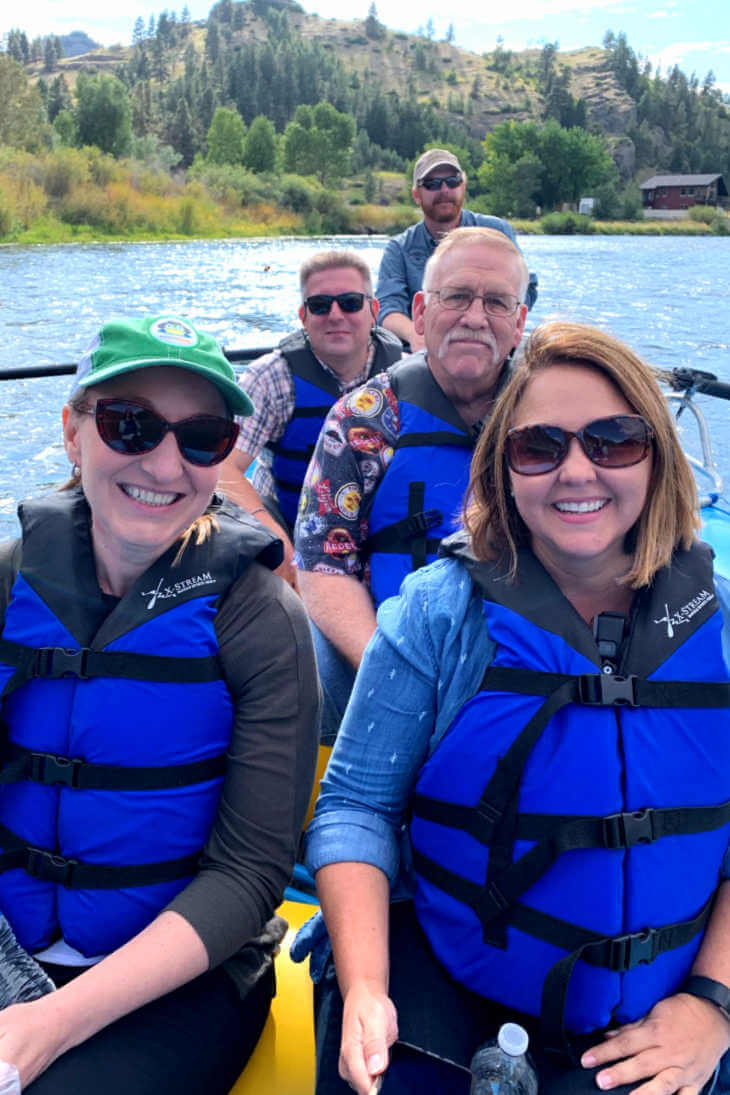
<box><xmin>419</xmin><ymin>174</ymin><xmax>463</xmax><ymax>191</ymax></box>
<box><xmin>80</xmin><ymin>398</ymin><xmax>239</xmax><ymax>467</ymax></box>
<box><xmin>506</xmin><ymin>415</ymin><xmax>654</xmax><ymax>476</ymax></box>
<box><xmin>304</xmin><ymin>292</ymin><xmax>371</xmax><ymax>315</ymax></box>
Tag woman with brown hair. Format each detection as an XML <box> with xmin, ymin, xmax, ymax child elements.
<box><xmin>298</xmin><ymin>321</ymin><xmax>730</xmax><ymax>1095</ymax></box>
<box><xmin>0</xmin><ymin>315</ymin><xmax>319</xmax><ymax>1093</ymax></box>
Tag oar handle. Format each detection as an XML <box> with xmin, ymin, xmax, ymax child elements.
<box><xmin>0</xmin><ymin>347</ymin><xmax>274</xmax><ymax>382</ymax></box>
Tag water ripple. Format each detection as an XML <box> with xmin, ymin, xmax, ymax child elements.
<box><xmin>0</xmin><ymin>234</ymin><xmax>728</xmax><ymax>540</ymax></box>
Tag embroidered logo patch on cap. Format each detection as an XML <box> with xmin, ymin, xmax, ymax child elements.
<box><xmin>149</xmin><ymin>317</ymin><xmax>198</xmax><ymax>348</ymax></box>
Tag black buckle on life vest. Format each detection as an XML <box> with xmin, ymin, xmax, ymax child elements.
<box><xmin>579</xmin><ymin>673</ymin><xmax>638</xmax><ymax>707</ymax></box>
<box><xmin>405</xmin><ymin>509</ymin><xmax>442</xmax><ymax>538</ymax></box>
<box><xmin>29</xmin><ymin>752</ymin><xmax>84</xmax><ymax>788</ymax></box>
<box><xmin>602</xmin><ymin>808</ymin><xmax>656</xmax><ymax>849</ymax></box>
<box><xmin>608</xmin><ymin>928</ymin><xmax>656</xmax><ymax>972</ymax></box>
<box><xmin>33</xmin><ymin>647</ymin><xmax>90</xmax><ymax>680</ymax></box>
<box><xmin>26</xmin><ymin>847</ymin><xmax>78</xmax><ymax>887</ymax></box>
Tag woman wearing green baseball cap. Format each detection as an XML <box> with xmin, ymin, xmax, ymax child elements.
<box><xmin>0</xmin><ymin>315</ymin><xmax>319</xmax><ymax>1093</ymax></box>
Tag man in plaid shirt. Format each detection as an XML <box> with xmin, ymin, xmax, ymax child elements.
<box><xmin>221</xmin><ymin>249</ymin><xmax>402</xmax><ymax>585</ymax></box>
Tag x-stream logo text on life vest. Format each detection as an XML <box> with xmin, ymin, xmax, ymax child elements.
<box><xmin>654</xmin><ymin>589</ymin><xmax>714</xmax><ymax>638</ymax></box>
<box><xmin>142</xmin><ymin>572</ymin><xmax>216</xmax><ymax>610</ymax></box>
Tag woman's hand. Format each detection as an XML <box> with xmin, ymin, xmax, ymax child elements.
<box><xmin>581</xmin><ymin>993</ymin><xmax>730</xmax><ymax>1094</ymax></box>
<box><xmin>0</xmin><ymin>995</ymin><xmax>69</xmax><ymax>1088</ymax></box>
<box><xmin>338</xmin><ymin>980</ymin><xmax>398</xmax><ymax>1095</ymax></box>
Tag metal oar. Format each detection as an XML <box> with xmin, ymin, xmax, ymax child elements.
<box><xmin>0</xmin><ymin>346</ymin><xmax>274</xmax><ymax>382</ymax></box>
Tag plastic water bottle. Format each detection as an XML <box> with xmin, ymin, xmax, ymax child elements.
<box><xmin>0</xmin><ymin>1061</ymin><xmax>20</xmax><ymax>1095</ymax></box>
<box><xmin>470</xmin><ymin>1023</ymin><xmax>538</xmax><ymax>1095</ymax></box>
<box><xmin>0</xmin><ymin>915</ymin><xmax>55</xmax><ymax>1008</ymax></box>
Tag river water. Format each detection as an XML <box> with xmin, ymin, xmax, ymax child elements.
<box><xmin>0</xmin><ymin>233</ymin><xmax>728</xmax><ymax>539</ymax></box>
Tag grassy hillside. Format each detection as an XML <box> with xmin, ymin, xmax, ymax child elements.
<box><xmin>30</xmin><ymin>7</ymin><xmax>634</xmax><ymax>142</ymax></box>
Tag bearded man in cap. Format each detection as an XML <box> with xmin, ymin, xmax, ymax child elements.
<box><xmin>375</xmin><ymin>148</ymin><xmax>538</xmax><ymax>351</ymax></box>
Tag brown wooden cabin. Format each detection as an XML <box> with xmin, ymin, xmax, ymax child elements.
<box><xmin>640</xmin><ymin>173</ymin><xmax>728</xmax><ymax>211</ymax></box>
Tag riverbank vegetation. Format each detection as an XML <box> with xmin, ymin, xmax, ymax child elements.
<box><xmin>1</xmin><ymin>6</ymin><xmax>729</xmax><ymax>243</ymax></box>
<box><xmin>0</xmin><ymin>143</ymin><xmax>726</xmax><ymax>244</ymax></box>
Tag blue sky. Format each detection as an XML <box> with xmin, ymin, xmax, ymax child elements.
<box><xmin>6</xmin><ymin>0</ymin><xmax>730</xmax><ymax>95</ymax></box>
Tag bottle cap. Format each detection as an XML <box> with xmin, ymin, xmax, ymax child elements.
<box><xmin>497</xmin><ymin>1023</ymin><xmax>529</xmax><ymax>1057</ymax></box>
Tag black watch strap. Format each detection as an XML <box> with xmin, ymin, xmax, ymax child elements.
<box><xmin>683</xmin><ymin>975</ymin><xmax>730</xmax><ymax>1019</ymax></box>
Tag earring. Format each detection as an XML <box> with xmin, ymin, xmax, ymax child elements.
<box><xmin>72</xmin><ymin>464</ymin><xmax>81</xmax><ymax>478</ymax></box>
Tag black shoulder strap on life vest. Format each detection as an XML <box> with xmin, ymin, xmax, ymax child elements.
<box><xmin>388</xmin><ymin>353</ymin><xmax>475</xmax><ymax>447</ymax></box>
<box><xmin>271</xmin><ymin>328</ymin><xmax>403</xmax><ymax>466</ymax></box>
<box><xmin>278</xmin><ymin>330</ymin><xmax>342</xmax><ymax>404</ymax></box>
<box><xmin>411</xmin><ymin>661</ymin><xmax>730</xmax><ymax>1051</ymax></box>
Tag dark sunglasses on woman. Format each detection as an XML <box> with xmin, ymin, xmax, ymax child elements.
<box><xmin>506</xmin><ymin>414</ymin><xmax>654</xmax><ymax>476</ymax></box>
<box><xmin>419</xmin><ymin>175</ymin><xmax>463</xmax><ymax>191</ymax></box>
<box><xmin>78</xmin><ymin>398</ymin><xmax>240</xmax><ymax>467</ymax></box>
<box><xmin>303</xmin><ymin>292</ymin><xmax>371</xmax><ymax>315</ymax></box>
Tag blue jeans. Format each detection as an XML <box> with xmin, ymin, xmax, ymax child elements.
<box><xmin>309</xmin><ymin>621</ymin><xmax>356</xmax><ymax>746</ymax></box>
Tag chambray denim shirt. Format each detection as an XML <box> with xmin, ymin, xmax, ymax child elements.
<box><xmin>375</xmin><ymin>211</ymin><xmax>539</xmax><ymax>324</ymax></box>
<box><xmin>292</xmin><ymin>551</ymin><xmax>730</xmax><ymax>978</ymax></box>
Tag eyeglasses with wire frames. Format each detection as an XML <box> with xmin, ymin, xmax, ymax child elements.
<box><xmin>76</xmin><ymin>398</ymin><xmax>240</xmax><ymax>467</ymax></box>
<box><xmin>426</xmin><ymin>286</ymin><xmax>523</xmax><ymax>319</ymax></box>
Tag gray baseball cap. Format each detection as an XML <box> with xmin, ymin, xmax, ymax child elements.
<box><xmin>413</xmin><ymin>149</ymin><xmax>463</xmax><ymax>187</ymax></box>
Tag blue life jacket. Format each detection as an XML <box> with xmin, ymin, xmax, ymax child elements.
<box><xmin>269</xmin><ymin>327</ymin><xmax>402</xmax><ymax>531</ymax></box>
<box><xmin>410</xmin><ymin>540</ymin><xmax>730</xmax><ymax>1039</ymax></box>
<box><xmin>366</xmin><ymin>354</ymin><xmax>475</xmax><ymax>608</ymax></box>
<box><xmin>0</xmin><ymin>490</ymin><xmax>281</xmax><ymax>958</ymax></box>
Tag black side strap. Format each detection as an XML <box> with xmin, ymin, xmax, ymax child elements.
<box><xmin>364</xmin><ymin>491</ymin><xmax>443</xmax><ymax>566</ymax></box>
<box><xmin>0</xmin><ymin>741</ymin><xmax>226</xmax><ymax>791</ymax></box>
<box><xmin>412</xmin><ymin>796</ymin><xmax>730</xmax><ymax>928</ymax></box>
<box><xmin>0</xmin><ymin>822</ymin><xmax>199</xmax><ymax>889</ymax></box>
<box><xmin>469</xmin><ymin>665</ymin><xmax>730</xmax><ymax>858</ymax></box>
<box><xmin>395</xmin><ymin>431</ymin><xmax>472</xmax><ymax>449</ymax></box>
<box><xmin>0</xmin><ymin>638</ymin><xmax>223</xmax><ymax>700</ymax></box>
<box><xmin>482</xmin><ymin>664</ymin><xmax>730</xmax><ymax>710</ymax></box>
<box><xmin>272</xmin><ymin>403</ymin><xmax>333</xmax><ymax>424</ymax></box>
<box><xmin>537</xmin><ymin>895</ymin><xmax>713</xmax><ymax>1052</ymax></box>
<box><xmin>412</xmin><ymin>845</ymin><xmax>712</xmax><ymax>1050</ymax></box>
<box><xmin>427</xmin><ymin>664</ymin><xmax>730</xmax><ymax>945</ymax></box>
<box><xmin>270</xmin><ymin>443</ymin><xmax>317</xmax><ymax>463</ymax></box>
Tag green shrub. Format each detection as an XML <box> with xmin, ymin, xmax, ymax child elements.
<box><xmin>688</xmin><ymin>204</ymin><xmax>718</xmax><ymax>225</ymax></box>
<box><xmin>711</xmin><ymin>213</ymin><xmax>729</xmax><ymax>235</ymax></box>
<box><xmin>0</xmin><ymin>188</ymin><xmax>14</xmax><ymax>236</ymax></box>
<box><xmin>540</xmin><ymin>211</ymin><xmax>594</xmax><ymax>234</ymax></box>
<box><xmin>277</xmin><ymin>174</ymin><xmax>318</xmax><ymax>213</ymax></box>
<box><xmin>316</xmin><ymin>190</ymin><xmax>352</xmax><ymax>234</ymax></box>
<box><xmin>41</xmin><ymin>148</ymin><xmax>90</xmax><ymax>199</ymax></box>
<box><xmin>59</xmin><ymin>183</ymin><xmax>119</xmax><ymax>229</ymax></box>
<box><xmin>177</xmin><ymin>197</ymin><xmax>201</xmax><ymax>236</ymax></box>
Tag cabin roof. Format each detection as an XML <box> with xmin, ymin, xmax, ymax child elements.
<box><xmin>640</xmin><ymin>173</ymin><xmax>725</xmax><ymax>190</ymax></box>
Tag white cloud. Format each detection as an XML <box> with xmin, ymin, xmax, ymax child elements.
<box><xmin>648</xmin><ymin>9</ymin><xmax>678</xmax><ymax>18</ymax></box>
<box><xmin>648</xmin><ymin>39</ymin><xmax>730</xmax><ymax>74</ymax></box>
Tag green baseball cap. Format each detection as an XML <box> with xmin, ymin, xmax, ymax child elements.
<box><xmin>70</xmin><ymin>315</ymin><xmax>254</xmax><ymax>417</ymax></box>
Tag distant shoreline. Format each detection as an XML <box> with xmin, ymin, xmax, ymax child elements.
<box><xmin>3</xmin><ymin>218</ymin><xmax>723</xmax><ymax>247</ymax></box>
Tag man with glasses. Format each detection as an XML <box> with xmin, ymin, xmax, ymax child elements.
<box><xmin>376</xmin><ymin>148</ymin><xmax>538</xmax><ymax>351</ymax></box>
<box><xmin>221</xmin><ymin>250</ymin><xmax>402</xmax><ymax>584</ymax></box>
<box><xmin>295</xmin><ymin>227</ymin><xmax>528</xmax><ymax>742</ymax></box>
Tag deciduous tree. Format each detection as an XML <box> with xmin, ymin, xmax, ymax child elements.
<box><xmin>206</xmin><ymin>105</ymin><xmax>245</xmax><ymax>164</ymax></box>
<box><xmin>74</xmin><ymin>73</ymin><xmax>133</xmax><ymax>157</ymax></box>
<box><xmin>243</xmin><ymin>114</ymin><xmax>276</xmax><ymax>172</ymax></box>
